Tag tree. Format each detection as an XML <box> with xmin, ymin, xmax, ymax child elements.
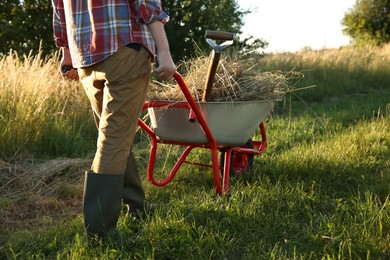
<box><xmin>342</xmin><ymin>0</ymin><xmax>390</xmax><ymax>46</ymax></box>
<box><xmin>0</xmin><ymin>0</ymin><xmax>54</xmax><ymax>56</ymax></box>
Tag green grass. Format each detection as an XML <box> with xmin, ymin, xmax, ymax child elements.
<box><xmin>0</xmin><ymin>45</ymin><xmax>389</xmax><ymax>259</ymax></box>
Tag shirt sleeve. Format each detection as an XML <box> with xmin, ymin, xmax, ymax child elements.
<box><xmin>52</xmin><ymin>0</ymin><xmax>68</xmax><ymax>48</ymax></box>
<box><xmin>137</xmin><ymin>0</ymin><xmax>169</xmax><ymax>24</ymax></box>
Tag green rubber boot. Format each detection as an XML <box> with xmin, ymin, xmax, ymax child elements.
<box><xmin>82</xmin><ymin>171</ymin><xmax>124</xmax><ymax>241</ymax></box>
<box><xmin>122</xmin><ymin>151</ymin><xmax>146</xmax><ymax>210</ymax></box>
<box><xmin>123</xmin><ymin>152</ymin><xmax>159</xmax><ymax>218</ymax></box>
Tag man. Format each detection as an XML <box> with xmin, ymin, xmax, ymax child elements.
<box><xmin>52</xmin><ymin>0</ymin><xmax>176</xmax><ymax>241</ymax></box>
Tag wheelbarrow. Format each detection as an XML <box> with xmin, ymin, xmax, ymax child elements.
<box><xmin>138</xmin><ymin>30</ymin><xmax>277</xmax><ymax>195</ymax></box>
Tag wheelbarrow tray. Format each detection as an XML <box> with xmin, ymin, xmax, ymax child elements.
<box><xmin>148</xmin><ymin>100</ymin><xmax>275</xmax><ymax>146</ymax></box>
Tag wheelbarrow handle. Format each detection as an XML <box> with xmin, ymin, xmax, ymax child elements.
<box><xmin>205</xmin><ymin>30</ymin><xmax>234</xmax><ymax>41</ymax></box>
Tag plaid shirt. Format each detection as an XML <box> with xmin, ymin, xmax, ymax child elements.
<box><xmin>52</xmin><ymin>0</ymin><xmax>168</xmax><ymax>67</ymax></box>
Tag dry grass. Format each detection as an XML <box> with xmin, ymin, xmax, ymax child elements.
<box><xmin>0</xmin><ymin>49</ymin><xmax>92</xmax><ymax>157</ymax></box>
<box><xmin>0</xmin><ymin>50</ymin><xmax>81</xmax><ymax>106</ymax></box>
<box><xmin>148</xmin><ymin>55</ymin><xmax>303</xmax><ymax>102</ymax></box>
<box><xmin>260</xmin><ymin>44</ymin><xmax>390</xmax><ymax>72</ymax></box>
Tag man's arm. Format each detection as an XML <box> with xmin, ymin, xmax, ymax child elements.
<box><xmin>136</xmin><ymin>1</ymin><xmax>175</xmax><ymax>80</ymax></box>
<box><xmin>148</xmin><ymin>21</ymin><xmax>176</xmax><ymax>81</ymax></box>
<box><xmin>52</xmin><ymin>0</ymin><xmax>78</xmax><ymax>80</ymax></box>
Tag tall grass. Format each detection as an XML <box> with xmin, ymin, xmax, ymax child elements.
<box><xmin>0</xmin><ymin>51</ymin><xmax>95</xmax><ymax>159</ymax></box>
<box><xmin>260</xmin><ymin>45</ymin><xmax>390</xmax><ymax>101</ymax></box>
<box><xmin>0</xmin><ymin>45</ymin><xmax>389</xmax><ymax>259</ymax></box>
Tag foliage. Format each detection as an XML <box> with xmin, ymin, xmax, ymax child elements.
<box><xmin>163</xmin><ymin>0</ymin><xmax>266</xmax><ymax>60</ymax></box>
<box><xmin>0</xmin><ymin>0</ymin><xmax>54</xmax><ymax>56</ymax></box>
<box><xmin>342</xmin><ymin>0</ymin><xmax>390</xmax><ymax>46</ymax></box>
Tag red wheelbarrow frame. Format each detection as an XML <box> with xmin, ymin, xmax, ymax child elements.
<box><xmin>137</xmin><ymin>72</ymin><xmax>268</xmax><ymax>195</ymax></box>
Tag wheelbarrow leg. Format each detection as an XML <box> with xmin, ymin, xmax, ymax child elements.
<box><xmin>210</xmin><ymin>144</ymin><xmax>223</xmax><ymax>195</ymax></box>
<box><xmin>222</xmin><ymin>148</ymin><xmax>233</xmax><ymax>193</ymax></box>
<box><xmin>147</xmin><ymin>140</ymin><xmax>195</xmax><ymax>186</ymax></box>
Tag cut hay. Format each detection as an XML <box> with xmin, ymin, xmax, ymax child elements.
<box><xmin>148</xmin><ymin>55</ymin><xmax>303</xmax><ymax>102</ymax></box>
<box><xmin>0</xmin><ymin>158</ymin><xmax>89</xmax><ymax>232</ymax></box>
<box><xmin>0</xmin><ymin>158</ymin><xmax>88</xmax><ymax>200</ymax></box>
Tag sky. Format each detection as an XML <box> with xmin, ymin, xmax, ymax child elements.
<box><xmin>237</xmin><ymin>0</ymin><xmax>356</xmax><ymax>52</ymax></box>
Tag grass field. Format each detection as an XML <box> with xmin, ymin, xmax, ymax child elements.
<box><xmin>0</xmin><ymin>45</ymin><xmax>389</xmax><ymax>259</ymax></box>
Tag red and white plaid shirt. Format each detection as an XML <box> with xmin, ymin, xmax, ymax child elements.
<box><xmin>52</xmin><ymin>0</ymin><xmax>168</xmax><ymax>67</ymax></box>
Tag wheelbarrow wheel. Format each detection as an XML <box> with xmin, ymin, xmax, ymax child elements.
<box><xmin>220</xmin><ymin>139</ymin><xmax>254</xmax><ymax>177</ymax></box>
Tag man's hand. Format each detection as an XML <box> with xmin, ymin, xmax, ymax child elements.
<box><xmin>154</xmin><ymin>50</ymin><xmax>176</xmax><ymax>81</ymax></box>
<box><xmin>59</xmin><ymin>47</ymin><xmax>79</xmax><ymax>81</ymax></box>
<box><xmin>60</xmin><ymin>63</ymin><xmax>79</xmax><ymax>81</ymax></box>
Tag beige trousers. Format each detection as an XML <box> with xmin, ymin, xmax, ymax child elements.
<box><xmin>78</xmin><ymin>46</ymin><xmax>151</xmax><ymax>174</ymax></box>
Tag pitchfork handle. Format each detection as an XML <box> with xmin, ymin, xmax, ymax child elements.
<box><xmin>205</xmin><ymin>30</ymin><xmax>234</xmax><ymax>41</ymax></box>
